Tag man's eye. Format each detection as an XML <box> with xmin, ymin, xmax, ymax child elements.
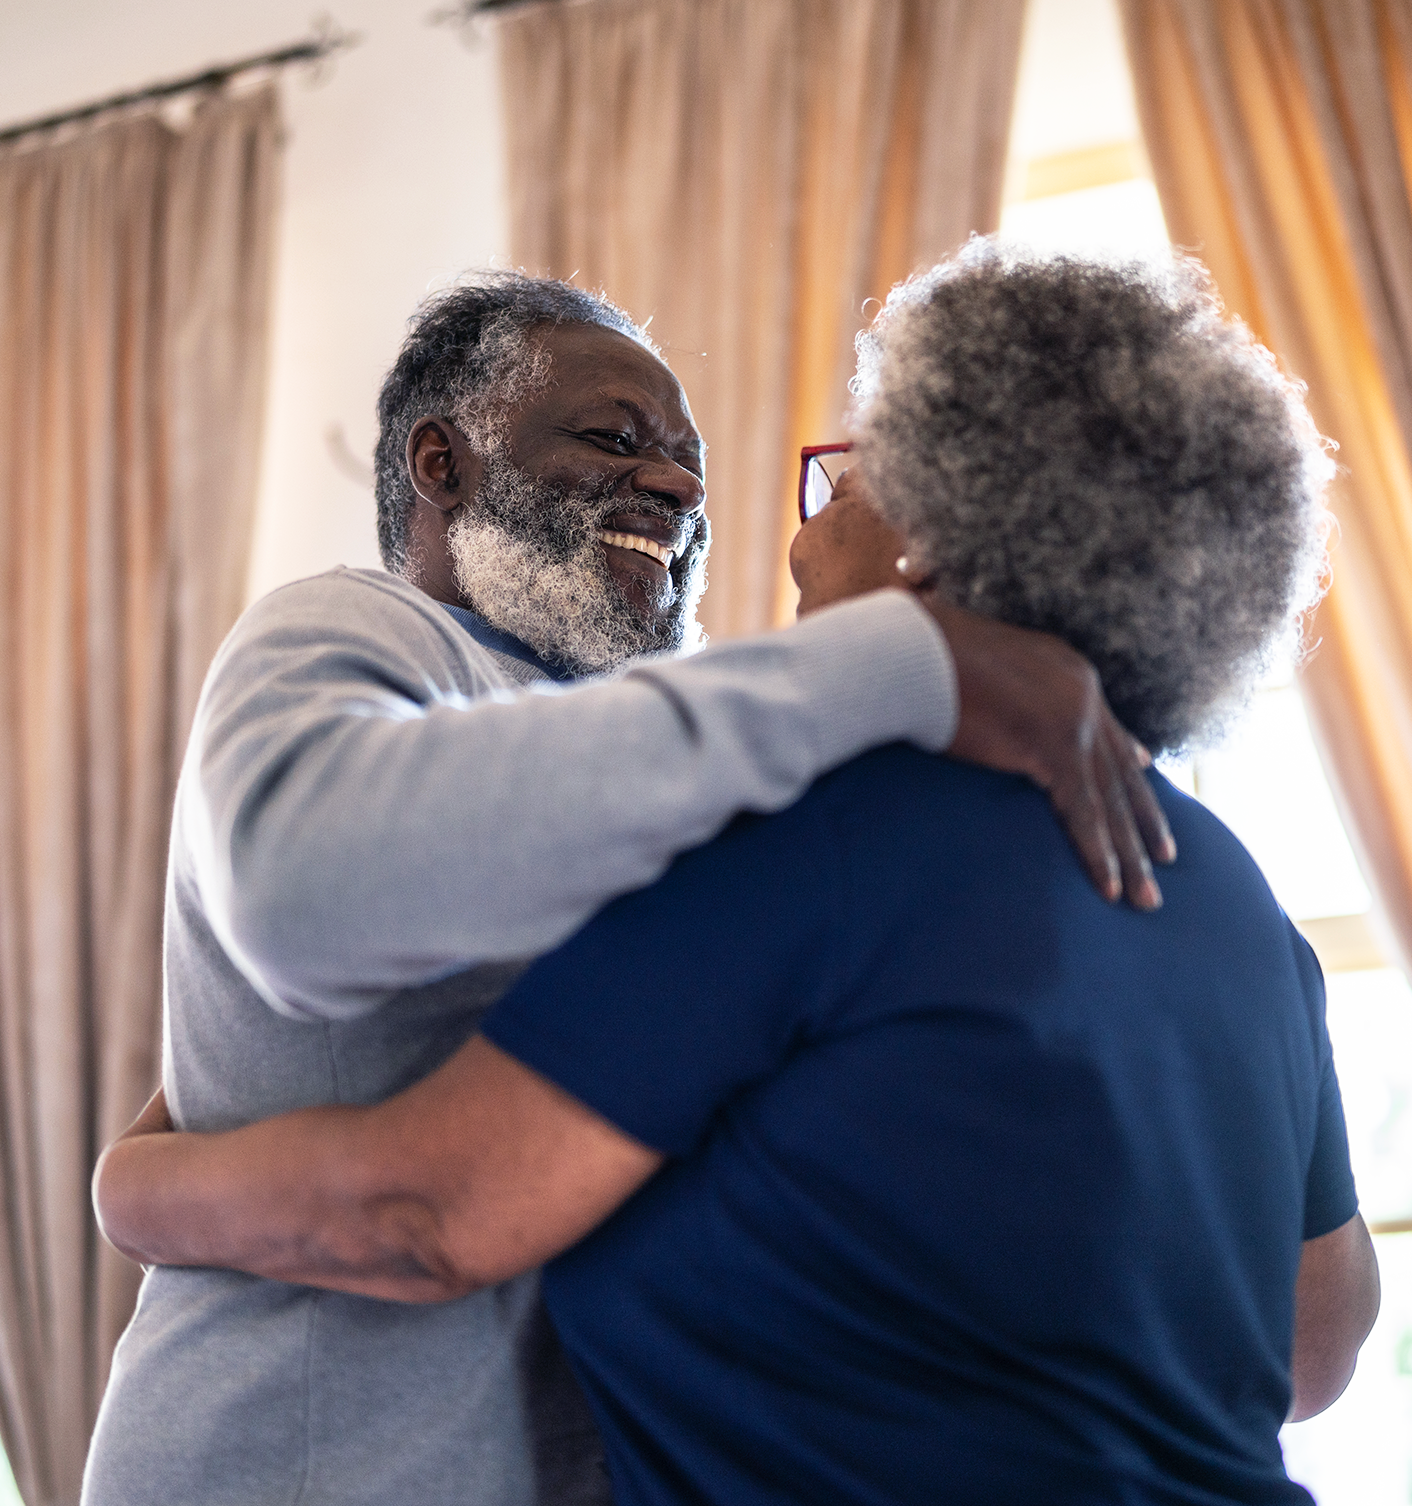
<box><xmin>587</xmin><ymin>430</ymin><xmax>634</xmax><ymax>452</ymax></box>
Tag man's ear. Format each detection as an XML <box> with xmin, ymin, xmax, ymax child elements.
<box><xmin>406</xmin><ymin>416</ymin><xmax>486</xmax><ymax>514</ymax></box>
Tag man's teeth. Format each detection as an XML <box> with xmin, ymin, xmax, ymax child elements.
<box><xmin>599</xmin><ymin>530</ymin><xmax>676</xmax><ymax>569</ymax></box>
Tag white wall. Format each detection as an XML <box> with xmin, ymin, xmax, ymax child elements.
<box><xmin>0</xmin><ymin>0</ymin><xmax>509</xmax><ymax>602</ymax></box>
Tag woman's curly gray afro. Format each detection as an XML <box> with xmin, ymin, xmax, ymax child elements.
<box><xmin>852</xmin><ymin>239</ymin><xmax>1333</xmax><ymax>752</ymax></box>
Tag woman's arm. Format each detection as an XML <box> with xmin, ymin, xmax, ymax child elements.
<box><xmin>1288</xmin><ymin>1211</ymin><xmax>1380</xmax><ymax>1421</ymax></box>
<box><xmin>93</xmin><ymin>1037</ymin><xmax>662</xmax><ymax>1303</ymax></box>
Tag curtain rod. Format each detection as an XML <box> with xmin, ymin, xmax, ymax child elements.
<box><xmin>429</xmin><ymin>0</ymin><xmax>563</xmax><ymax>21</ymax></box>
<box><xmin>0</xmin><ymin>20</ymin><xmax>361</xmax><ymax>147</ymax></box>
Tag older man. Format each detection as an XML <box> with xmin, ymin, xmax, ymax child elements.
<box><xmin>101</xmin><ymin>249</ymin><xmax>1377</xmax><ymax>1505</ymax></box>
<box><xmin>82</xmin><ymin>272</ymin><xmax>1169</xmax><ymax>1506</ymax></box>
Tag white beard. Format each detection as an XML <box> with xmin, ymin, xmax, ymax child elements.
<box><xmin>446</xmin><ymin>458</ymin><xmax>707</xmax><ymax>675</ymax></box>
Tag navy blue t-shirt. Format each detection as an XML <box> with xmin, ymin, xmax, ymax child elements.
<box><xmin>483</xmin><ymin>747</ymin><xmax>1357</xmax><ymax>1506</ymax></box>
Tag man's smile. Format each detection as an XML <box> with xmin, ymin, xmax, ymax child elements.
<box><xmin>599</xmin><ymin>529</ymin><xmax>677</xmax><ymax>570</ymax></box>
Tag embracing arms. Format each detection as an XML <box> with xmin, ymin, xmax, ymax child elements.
<box><xmin>189</xmin><ymin>571</ymin><xmax>1171</xmax><ymax>1020</ymax></box>
<box><xmin>95</xmin><ymin>1061</ymin><xmax>1383</xmax><ymax>1423</ymax></box>
<box><xmin>97</xmin><ymin>1072</ymin><xmax>1383</xmax><ymax>1422</ymax></box>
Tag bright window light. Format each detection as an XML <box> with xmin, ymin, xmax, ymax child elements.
<box><xmin>1170</xmin><ymin>684</ymin><xmax>1372</xmax><ymax>922</ymax></box>
<box><xmin>1326</xmin><ymin>970</ymin><xmax>1412</xmax><ymax>1227</ymax></box>
<box><xmin>999</xmin><ymin>177</ymin><xmax>1171</xmax><ymax>264</ymax></box>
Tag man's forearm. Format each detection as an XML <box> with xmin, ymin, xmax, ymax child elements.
<box><xmin>94</xmin><ymin>1108</ymin><xmax>464</xmax><ymax>1304</ymax></box>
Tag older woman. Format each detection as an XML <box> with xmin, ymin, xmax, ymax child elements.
<box><xmin>98</xmin><ymin>243</ymin><xmax>1377</xmax><ymax>1506</ymax></box>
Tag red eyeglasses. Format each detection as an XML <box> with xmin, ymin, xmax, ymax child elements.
<box><xmin>798</xmin><ymin>442</ymin><xmax>854</xmax><ymax>524</ymax></box>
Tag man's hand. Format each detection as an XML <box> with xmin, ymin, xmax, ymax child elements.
<box><xmin>922</xmin><ymin>594</ymin><xmax>1176</xmax><ymax>909</ymax></box>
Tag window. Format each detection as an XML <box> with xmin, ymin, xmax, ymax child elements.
<box><xmin>1002</xmin><ymin>2</ymin><xmax>1412</xmax><ymax>1500</ymax></box>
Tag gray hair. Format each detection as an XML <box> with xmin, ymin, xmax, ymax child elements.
<box><xmin>852</xmin><ymin>240</ymin><xmax>1333</xmax><ymax>752</ymax></box>
<box><xmin>374</xmin><ymin>271</ymin><xmax>655</xmax><ymax>575</ymax></box>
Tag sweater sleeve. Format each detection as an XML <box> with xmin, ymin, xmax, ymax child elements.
<box><xmin>178</xmin><ymin>569</ymin><xmax>956</xmax><ymax>1020</ymax></box>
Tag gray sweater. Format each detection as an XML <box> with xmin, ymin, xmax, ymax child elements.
<box><xmin>83</xmin><ymin>567</ymin><xmax>957</xmax><ymax>1506</ymax></box>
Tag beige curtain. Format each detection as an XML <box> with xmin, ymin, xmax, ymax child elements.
<box><xmin>0</xmin><ymin>85</ymin><xmax>279</xmax><ymax>1506</ymax></box>
<box><xmin>1119</xmin><ymin>0</ymin><xmax>1412</xmax><ymax>974</ymax></box>
<box><xmin>498</xmin><ymin>0</ymin><xmax>1026</xmax><ymax>635</ymax></box>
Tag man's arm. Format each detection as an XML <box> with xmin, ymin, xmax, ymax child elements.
<box><xmin>1288</xmin><ymin>1212</ymin><xmax>1380</xmax><ymax>1421</ymax></box>
<box><xmin>191</xmin><ymin>571</ymin><xmax>954</xmax><ymax>1020</ymax></box>
<box><xmin>95</xmin><ymin>1039</ymin><xmax>655</xmax><ymax>1303</ymax></box>
<box><xmin>190</xmin><ymin>570</ymin><xmax>1172</xmax><ymax>1022</ymax></box>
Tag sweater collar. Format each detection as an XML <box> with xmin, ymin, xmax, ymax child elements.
<box><xmin>439</xmin><ymin>602</ymin><xmax>577</xmax><ymax>683</ymax></box>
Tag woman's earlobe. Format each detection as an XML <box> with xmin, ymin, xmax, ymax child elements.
<box><xmin>895</xmin><ymin>555</ymin><xmax>943</xmax><ymax>595</ymax></box>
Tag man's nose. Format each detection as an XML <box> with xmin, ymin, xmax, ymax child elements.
<box><xmin>629</xmin><ymin>456</ymin><xmax>706</xmax><ymax>516</ymax></box>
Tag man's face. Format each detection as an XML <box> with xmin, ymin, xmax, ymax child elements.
<box><xmin>448</xmin><ymin>323</ymin><xmax>709</xmax><ymax>673</ymax></box>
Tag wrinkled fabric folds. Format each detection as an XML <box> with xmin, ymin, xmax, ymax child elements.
<box><xmin>496</xmin><ymin>0</ymin><xmax>1025</xmax><ymax>634</ymax></box>
<box><xmin>0</xmin><ymin>85</ymin><xmax>278</xmax><ymax>1505</ymax></box>
<box><xmin>1121</xmin><ymin>0</ymin><xmax>1412</xmax><ymax>972</ymax></box>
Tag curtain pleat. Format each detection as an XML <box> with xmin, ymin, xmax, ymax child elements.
<box><xmin>497</xmin><ymin>0</ymin><xmax>1025</xmax><ymax>635</ymax></box>
<box><xmin>0</xmin><ymin>86</ymin><xmax>279</xmax><ymax>1506</ymax></box>
<box><xmin>1120</xmin><ymin>0</ymin><xmax>1412</xmax><ymax>973</ymax></box>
